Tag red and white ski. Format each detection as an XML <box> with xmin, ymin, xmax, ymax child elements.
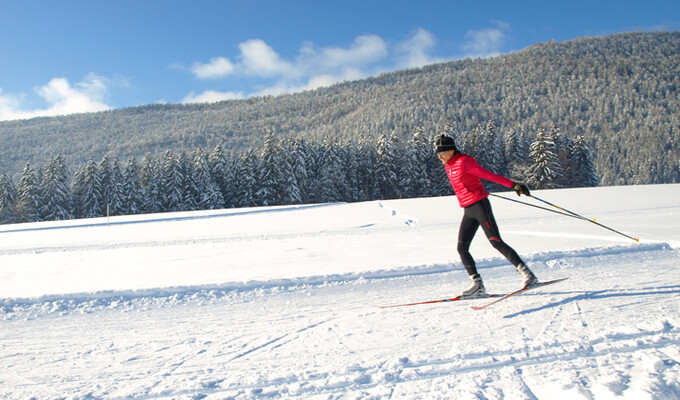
<box><xmin>379</xmin><ymin>293</ymin><xmax>504</xmax><ymax>308</ymax></box>
<box><xmin>471</xmin><ymin>277</ymin><xmax>569</xmax><ymax>311</ymax></box>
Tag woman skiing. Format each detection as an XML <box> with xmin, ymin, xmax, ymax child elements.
<box><xmin>435</xmin><ymin>135</ymin><xmax>539</xmax><ymax>297</ymax></box>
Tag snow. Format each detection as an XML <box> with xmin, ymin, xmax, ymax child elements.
<box><xmin>1</xmin><ymin>184</ymin><xmax>679</xmax><ymax>399</ymax></box>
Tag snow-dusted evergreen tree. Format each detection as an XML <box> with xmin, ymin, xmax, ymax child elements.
<box><xmin>97</xmin><ymin>155</ymin><xmax>113</xmax><ymax>216</ymax></box>
<box><xmin>72</xmin><ymin>159</ymin><xmax>101</xmax><ymax>219</ymax></box>
<box><xmin>193</xmin><ymin>148</ymin><xmax>224</xmax><ymax>210</ymax></box>
<box><xmin>256</xmin><ymin>130</ymin><xmax>284</xmax><ymax>206</ymax></box>
<box><xmin>178</xmin><ymin>151</ymin><xmax>198</xmax><ymax>211</ymax></box>
<box><xmin>140</xmin><ymin>153</ymin><xmax>162</xmax><ymax>213</ymax></box>
<box><xmin>280</xmin><ymin>138</ymin><xmax>305</xmax><ymax>205</ymax></box>
<box><xmin>526</xmin><ymin>127</ymin><xmax>563</xmax><ymax>189</ymax></box>
<box><xmin>517</xmin><ymin>128</ymin><xmax>531</xmax><ymax>161</ymax></box>
<box><xmin>355</xmin><ymin>134</ymin><xmax>377</xmax><ymax>201</ymax></box>
<box><xmin>160</xmin><ymin>151</ymin><xmax>185</xmax><ymax>212</ymax></box>
<box><xmin>0</xmin><ymin>171</ymin><xmax>18</xmax><ymax>223</ymax></box>
<box><xmin>316</xmin><ymin>135</ymin><xmax>347</xmax><ymax>203</ymax></box>
<box><xmin>570</xmin><ymin>135</ymin><xmax>600</xmax><ymax>187</ymax></box>
<box><xmin>107</xmin><ymin>157</ymin><xmax>125</xmax><ymax>216</ymax></box>
<box><xmin>342</xmin><ymin>141</ymin><xmax>362</xmax><ymax>202</ymax></box>
<box><xmin>483</xmin><ymin>120</ymin><xmax>506</xmax><ymax>174</ymax></box>
<box><xmin>504</xmin><ymin>129</ymin><xmax>522</xmax><ymax>166</ymax></box>
<box><xmin>237</xmin><ymin>149</ymin><xmax>259</xmax><ymax>207</ymax></box>
<box><xmin>462</xmin><ymin>124</ymin><xmax>483</xmax><ymax>159</ymax></box>
<box><xmin>223</xmin><ymin>154</ymin><xmax>242</xmax><ymax>208</ymax></box>
<box><xmin>208</xmin><ymin>145</ymin><xmax>231</xmax><ymax>207</ymax></box>
<box><xmin>475</xmin><ymin>120</ymin><xmax>506</xmax><ymax>192</ymax></box>
<box><xmin>293</xmin><ymin>139</ymin><xmax>314</xmax><ymax>203</ymax></box>
<box><xmin>14</xmin><ymin>163</ymin><xmax>40</xmax><ymax>222</ymax></box>
<box><xmin>121</xmin><ymin>158</ymin><xmax>143</xmax><ymax>215</ymax></box>
<box><xmin>374</xmin><ymin>131</ymin><xmax>401</xmax><ymax>200</ymax></box>
<box><xmin>40</xmin><ymin>155</ymin><xmax>72</xmax><ymax>221</ymax></box>
<box><xmin>549</xmin><ymin>124</ymin><xmax>571</xmax><ymax>187</ymax></box>
<box><xmin>401</xmin><ymin>127</ymin><xmax>431</xmax><ymax>198</ymax></box>
<box><xmin>507</xmin><ymin>127</ymin><xmax>533</xmax><ymax>183</ymax></box>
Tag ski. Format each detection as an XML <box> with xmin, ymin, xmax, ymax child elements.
<box><xmin>471</xmin><ymin>277</ymin><xmax>569</xmax><ymax>311</ymax></box>
<box><xmin>379</xmin><ymin>293</ymin><xmax>504</xmax><ymax>308</ymax></box>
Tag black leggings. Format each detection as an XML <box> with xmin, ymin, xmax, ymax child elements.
<box><xmin>457</xmin><ymin>197</ymin><xmax>524</xmax><ymax>276</ymax></box>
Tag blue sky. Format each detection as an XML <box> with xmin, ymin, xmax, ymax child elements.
<box><xmin>0</xmin><ymin>0</ymin><xmax>678</xmax><ymax>121</ymax></box>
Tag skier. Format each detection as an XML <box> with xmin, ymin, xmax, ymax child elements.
<box><xmin>435</xmin><ymin>135</ymin><xmax>539</xmax><ymax>297</ymax></box>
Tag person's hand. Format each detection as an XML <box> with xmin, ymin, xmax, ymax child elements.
<box><xmin>512</xmin><ymin>182</ymin><xmax>530</xmax><ymax>196</ymax></box>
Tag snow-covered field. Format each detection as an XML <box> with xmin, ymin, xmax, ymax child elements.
<box><xmin>1</xmin><ymin>184</ymin><xmax>679</xmax><ymax>400</ymax></box>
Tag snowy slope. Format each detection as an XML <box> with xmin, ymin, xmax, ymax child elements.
<box><xmin>1</xmin><ymin>184</ymin><xmax>679</xmax><ymax>399</ymax></box>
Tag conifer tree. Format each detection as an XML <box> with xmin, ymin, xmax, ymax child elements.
<box><xmin>526</xmin><ymin>127</ymin><xmax>563</xmax><ymax>189</ymax></box>
<box><xmin>140</xmin><ymin>153</ymin><xmax>162</xmax><ymax>214</ymax></box>
<box><xmin>160</xmin><ymin>151</ymin><xmax>184</xmax><ymax>212</ymax></box>
<box><xmin>355</xmin><ymin>134</ymin><xmax>377</xmax><ymax>201</ymax></box>
<box><xmin>237</xmin><ymin>149</ymin><xmax>259</xmax><ymax>207</ymax></box>
<box><xmin>0</xmin><ymin>171</ymin><xmax>18</xmax><ymax>224</ymax></box>
<box><xmin>98</xmin><ymin>155</ymin><xmax>114</xmax><ymax>216</ymax></box>
<box><xmin>72</xmin><ymin>159</ymin><xmax>101</xmax><ymax>219</ymax></box>
<box><xmin>257</xmin><ymin>130</ymin><xmax>283</xmax><ymax>206</ymax></box>
<box><xmin>15</xmin><ymin>163</ymin><xmax>41</xmax><ymax>222</ymax></box>
<box><xmin>121</xmin><ymin>158</ymin><xmax>143</xmax><ymax>215</ymax></box>
<box><xmin>317</xmin><ymin>135</ymin><xmax>346</xmax><ymax>203</ymax></box>
<box><xmin>401</xmin><ymin>127</ymin><xmax>431</xmax><ymax>198</ymax></box>
<box><xmin>549</xmin><ymin>124</ymin><xmax>571</xmax><ymax>187</ymax></box>
<box><xmin>290</xmin><ymin>139</ymin><xmax>313</xmax><ymax>204</ymax></box>
<box><xmin>208</xmin><ymin>145</ymin><xmax>230</xmax><ymax>207</ymax></box>
<box><xmin>280</xmin><ymin>138</ymin><xmax>305</xmax><ymax>205</ymax></box>
<box><xmin>342</xmin><ymin>141</ymin><xmax>362</xmax><ymax>202</ymax></box>
<box><xmin>40</xmin><ymin>155</ymin><xmax>72</xmax><ymax>221</ymax></box>
<box><xmin>179</xmin><ymin>151</ymin><xmax>198</xmax><ymax>211</ymax></box>
<box><xmin>374</xmin><ymin>131</ymin><xmax>401</xmax><ymax>199</ymax></box>
<box><xmin>193</xmin><ymin>148</ymin><xmax>224</xmax><ymax>210</ymax></box>
<box><xmin>107</xmin><ymin>157</ymin><xmax>125</xmax><ymax>216</ymax></box>
<box><xmin>570</xmin><ymin>135</ymin><xmax>600</xmax><ymax>187</ymax></box>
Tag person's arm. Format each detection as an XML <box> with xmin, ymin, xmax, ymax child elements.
<box><xmin>464</xmin><ymin>157</ymin><xmax>514</xmax><ymax>188</ymax></box>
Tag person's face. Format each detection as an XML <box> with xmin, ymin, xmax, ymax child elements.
<box><xmin>437</xmin><ymin>149</ymin><xmax>455</xmax><ymax>164</ymax></box>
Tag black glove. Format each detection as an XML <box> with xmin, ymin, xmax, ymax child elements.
<box><xmin>512</xmin><ymin>182</ymin><xmax>530</xmax><ymax>196</ymax></box>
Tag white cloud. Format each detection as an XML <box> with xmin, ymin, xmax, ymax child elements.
<box><xmin>187</xmin><ymin>32</ymin><xmax>396</xmax><ymax>103</ymax></box>
<box><xmin>396</xmin><ymin>28</ymin><xmax>441</xmax><ymax>68</ymax></box>
<box><xmin>0</xmin><ymin>74</ymin><xmax>110</xmax><ymax>121</ymax></box>
<box><xmin>239</xmin><ymin>39</ymin><xmax>293</xmax><ymax>77</ymax></box>
<box><xmin>191</xmin><ymin>57</ymin><xmax>235</xmax><ymax>79</ymax></box>
<box><xmin>462</xmin><ymin>21</ymin><xmax>509</xmax><ymax>58</ymax></box>
<box><xmin>184</xmin><ymin>24</ymin><xmax>510</xmax><ymax>104</ymax></box>
<box><xmin>182</xmin><ymin>90</ymin><xmax>244</xmax><ymax>104</ymax></box>
<box><xmin>312</xmin><ymin>34</ymin><xmax>388</xmax><ymax>72</ymax></box>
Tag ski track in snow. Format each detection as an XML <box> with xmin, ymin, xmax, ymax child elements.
<box><xmin>1</xmin><ymin>185</ymin><xmax>679</xmax><ymax>399</ymax></box>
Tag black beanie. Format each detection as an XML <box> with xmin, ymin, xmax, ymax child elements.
<box><xmin>435</xmin><ymin>135</ymin><xmax>457</xmax><ymax>152</ymax></box>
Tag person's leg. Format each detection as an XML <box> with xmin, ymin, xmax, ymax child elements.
<box><xmin>458</xmin><ymin>204</ymin><xmax>486</xmax><ymax>297</ymax></box>
<box><xmin>457</xmin><ymin>210</ymin><xmax>480</xmax><ymax>276</ymax></box>
<box><xmin>476</xmin><ymin>198</ymin><xmax>524</xmax><ymax>267</ymax></box>
<box><xmin>476</xmin><ymin>198</ymin><xmax>538</xmax><ymax>286</ymax></box>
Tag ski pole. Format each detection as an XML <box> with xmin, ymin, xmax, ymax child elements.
<box><xmin>528</xmin><ymin>194</ymin><xmax>640</xmax><ymax>243</ymax></box>
<box><xmin>490</xmin><ymin>194</ymin><xmax>578</xmax><ymax>220</ymax></box>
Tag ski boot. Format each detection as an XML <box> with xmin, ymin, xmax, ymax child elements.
<box><xmin>517</xmin><ymin>263</ymin><xmax>539</xmax><ymax>287</ymax></box>
<box><xmin>461</xmin><ymin>274</ymin><xmax>486</xmax><ymax>298</ymax></box>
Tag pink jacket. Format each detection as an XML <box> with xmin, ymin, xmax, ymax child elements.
<box><xmin>445</xmin><ymin>153</ymin><xmax>514</xmax><ymax>207</ymax></box>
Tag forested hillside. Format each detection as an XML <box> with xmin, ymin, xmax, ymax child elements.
<box><xmin>0</xmin><ymin>31</ymin><xmax>678</xmax><ymax>186</ymax></box>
